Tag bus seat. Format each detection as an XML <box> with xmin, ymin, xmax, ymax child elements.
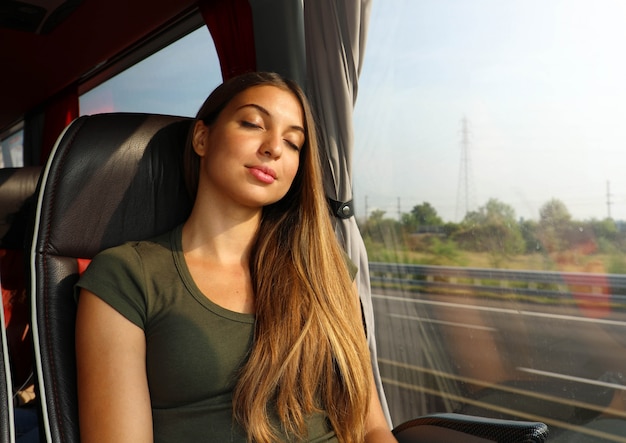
<box><xmin>1</xmin><ymin>167</ymin><xmax>40</xmax><ymax>386</ymax></box>
<box><xmin>0</xmin><ymin>166</ymin><xmax>41</xmax><ymax>443</ymax></box>
<box><xmin>30</xmin><ymin>113</ymin><xmax>193</xmax><ymax>443</ymax></box>
<box><xmin>30</xmin><ymin>112</ymin><xmax>548</xmax><ymax>443</ymax></box>
<box><xmin>392</xmin><ymin>413</ymin><xmax>548</xmax><ymax>443</ymax></box>
<box><xmin>0</xmin><ymin>302</ymin><xmax>11</xmax><ymax>443</ymax></box>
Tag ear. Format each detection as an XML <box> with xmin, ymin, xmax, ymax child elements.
<box><xmin>192</xmin><ymin>120</ymin><xmax>210</xmax><ymax>157</ymax></box>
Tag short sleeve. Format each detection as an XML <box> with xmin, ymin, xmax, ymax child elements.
<box><xmin>75</xmin><ymin>243</ymin><xmax>147</xmax><ymax>329</ymax></box>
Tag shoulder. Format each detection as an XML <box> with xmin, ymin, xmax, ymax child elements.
<box><xmin>79</xmin><ymin>228</ymin><xmax>178</xmax><ymax>290</ymax></box>
<box><xmin>92</xmin><ymin>228</ymin><xmax>175</xmax><ymax>267</ymax></box>
<box><xmin>74</xmin><ymin>228</ymin><xmax>180</xmax><ymax>327</ymax></box>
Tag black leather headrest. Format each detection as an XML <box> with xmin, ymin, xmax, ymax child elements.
<box><xmin>0</xmin><ymin>166</ymin><xmax>41</xmax><ymax>249</ymax></box>
<box><xmin>35</xmin><ymin>113</ymin><xmax>194</xmax><ymax>259</ymax></box>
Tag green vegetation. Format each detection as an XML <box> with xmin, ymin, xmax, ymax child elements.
<box><xmin>358</xmin><ymin>198</ymin><xmax>626</xmax><ymax>274</ymax></box>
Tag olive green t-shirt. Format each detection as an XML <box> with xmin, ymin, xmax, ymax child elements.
<box><xmin>76</xmin><ymin>225</ymin><xmax>338</xmax><ymax>442</ymax></box>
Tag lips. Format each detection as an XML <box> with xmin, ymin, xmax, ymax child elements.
<box><xmin>248</xmin><ymin>165</ymin><xmax>277</xmax><ymax>184</ymax></box>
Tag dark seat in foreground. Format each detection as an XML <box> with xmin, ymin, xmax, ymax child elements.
<box><xmin>0</xmin><ymin>166</ymin><xmax>41</xmax><ymax>443</ymax></box>
<box><xmin>393</xmin><ymin>413</ymin><xmax>548</xmax><ymax>443</ymax></box>
<box><xmin>29</xmin><ymin>112</ymin><xmax>548</xmax><ymax>443</ymax></box>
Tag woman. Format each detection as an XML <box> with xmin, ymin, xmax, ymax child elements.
<box><xmin>75</xmin><ymin>72</ymin><xmax>395</xmax><ymax>442</ymax></box>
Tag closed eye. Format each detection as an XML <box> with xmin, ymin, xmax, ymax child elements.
<box><xmin>241</xmin><ymin>120</ymin><xmax>262</xmax><ymax>129</ymax></box>
<box><xmin>284</xmin><ymin>140</ymin><xmax>301</xmax><ymax>152</ymax></box>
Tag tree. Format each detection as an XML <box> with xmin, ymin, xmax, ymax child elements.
<box><xmin>519</xmin><ymin>218</ymin><xmax>540</xmax><ymax>254</ymax></box>
<box><xmin>401</xmin><ymin>202</ymin><xmax>443</xmax><ymax>234</ymax></box>
<box><xmin>463</xmin><ymin>198</ymin><xmax>517</xmax><ymax>226</ymax></box>
<box><xmin>411</xmin><ymin>202</ymin><xmax>444</xmax><ymax>226</ymax></box>
<box><xmin>539</xmin><ymin>198</ymin><xmax>571</xmax><ymax>226</ymax></box>
<box><xmin>453</xmin><ymin>198</ymin><xmax>524</xmax><ymax>265</ymax></box>
<box><xmin>537</xmin><ymin>199</ymin><xmax>572</xmax><ymax>252</ymax></box>
<box><xmin>361</xmin><ymin>209</ymin><xmax>402</xmax><ymax>248</ymax></box>
<box><xmin>590</xmin><ymin>218</ymin><xmax>618</xmax><ymax>244</ymax></box>
<box><xmin>367</xmin><ymin>209</ymin><xmax>387</xmax><ymax>223</ymax></box>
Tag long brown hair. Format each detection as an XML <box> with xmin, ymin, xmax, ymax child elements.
<box><xmin>185</xmin><ymin>72</ymin><xmax>372</xmax><ymax>442</ymax></box>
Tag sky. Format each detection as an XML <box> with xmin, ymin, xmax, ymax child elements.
<box><xmin>354</xmin><ymin>0</ymin><xmax>626</xmax><ymax>223</ymax></box>
<box><xmin>80</xmin><ymin>29</ymin><xmax>222</xmax><ymax>120</ymax></box>
<box><xmin>80</xmin><ymin>0</ymin><xmax>626</xmax><ymax>224</ymax></box>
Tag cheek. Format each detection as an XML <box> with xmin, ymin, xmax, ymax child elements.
<box><xmin>287</xmin><ymin>153</ymin><xmax>301</xmax><ymax>178</ymax></box>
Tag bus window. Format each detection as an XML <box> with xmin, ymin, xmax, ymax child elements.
<box><xmin>355</xmin><ymin>1</ymin><xmax>626</xmax><ymax>440</ymax></box>
<box><xmin>79</xmin><ymin>26</ymin><xmax>222</xmax><ymax>117</ymax></box>
<box><xmin>0</xmin><ymin>129</ymin><xmax>24</xmax><ymax>168</ymax></box>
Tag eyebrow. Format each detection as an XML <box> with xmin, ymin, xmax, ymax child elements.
<box><xmin>237</xmin><ymin>103</ymin><xmax>305</xmax><ymax>134</ymax></box>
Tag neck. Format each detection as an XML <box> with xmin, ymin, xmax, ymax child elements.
<box><xmin>182</xmin><ymin>202</ymin><xmax>261</xmax><ymax>266</ymax></box>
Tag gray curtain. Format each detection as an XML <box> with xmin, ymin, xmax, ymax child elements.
<box><xmin>303</xmin><ymin>0</ymin><xmax>391</xmax><ymax>425</ymax></box>
<box><xmin>248</xmin><ymin>0</ymin><xmax>391</xmax><ymax>425</ymax></box>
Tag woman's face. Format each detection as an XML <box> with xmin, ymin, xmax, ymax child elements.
<box><xmin>192</xmin><ymin>85</ymin><xmax>305</xmax><ymax>211</ymax></box>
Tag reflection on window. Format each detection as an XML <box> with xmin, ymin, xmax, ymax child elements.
<box><xmin>355</xmin><ymin>1</ymin><xmax>626</xmax><ymax>440</ymax></box>
<box><xmin>0</xmin><ymin>130</ymin><xmax>24</xmax><ymax>168</ymax></box>
<box><xmin>80</xmin><ymin>26</ymin><xmax>222</xmax><ymax>118</ymax></box>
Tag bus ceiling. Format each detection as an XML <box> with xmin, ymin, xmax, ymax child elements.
<box><xmin>0</xmin><ymin>0</ymin><xmax>200</xmax><ymax>133</ymax></box>
<box><xmin>1</xmin><ymin>0</ymin><xmax>82</xmax><ymax>34</ymax></box>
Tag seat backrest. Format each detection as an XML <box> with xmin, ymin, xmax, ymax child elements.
<box><xmin>30</xmin><ymin>113</ymin><xmax>193</xmax><ymax>443</ymax></box>
<box><xmin>0</xmin><ymin>304</ymin><xmax>12</xmax><ymax>443</ymax></box>
<box><xmin>0</xmin><ymin>166</ymin><xmax>42</xmax><ymax>443</ymax></box>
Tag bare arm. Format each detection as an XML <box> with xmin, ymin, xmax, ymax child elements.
<box><xmin>364</xmin><ymin>375</ymin><xmax>397</xmax><ymax>443</ymax></box>
<box><xmin>75</xmin><ymin>289</ymin><xmax>153</xmax><ymax>443</ymax></box>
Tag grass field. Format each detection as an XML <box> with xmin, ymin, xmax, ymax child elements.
<box><xmin>365</xmin><ymin>245</ymin><xmax>626</xmax><ymax>275</ymax></box>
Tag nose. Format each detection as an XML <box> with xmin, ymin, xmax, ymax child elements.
<box><xmin>260</xmin><ymin>130</ymin><xmax>282</xmax><ymax>158</ymax></box>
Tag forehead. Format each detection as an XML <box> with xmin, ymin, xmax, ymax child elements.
<box><xmin>228</xmin><ymin>85</ymin><xmax>304</xmax><ymax>122</ymax></box>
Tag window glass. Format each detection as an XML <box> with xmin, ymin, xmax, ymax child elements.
<box><xmin>355</xmin><ymin>1</ymin><xmax>626</xmax><ymax>440</ymax></box>
<box><xmin>80</xmin><ymin>26</ymin><xmax>222</xmax><ymax>118</ymax></box>
<box><xmin>0</xmin><ymin>129</ymin><xmax>24</xmax><ymax>168</ymax></box>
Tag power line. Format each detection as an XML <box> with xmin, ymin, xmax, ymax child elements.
<box><xmin>607</xmin><ymin>180</ymin><xmax>613</xmax><ymax>219</ymax></box>
<box><xmin>455</xmin><ymin>116</ymin><xmax>476</xmax><ymax>221</ymax></box>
